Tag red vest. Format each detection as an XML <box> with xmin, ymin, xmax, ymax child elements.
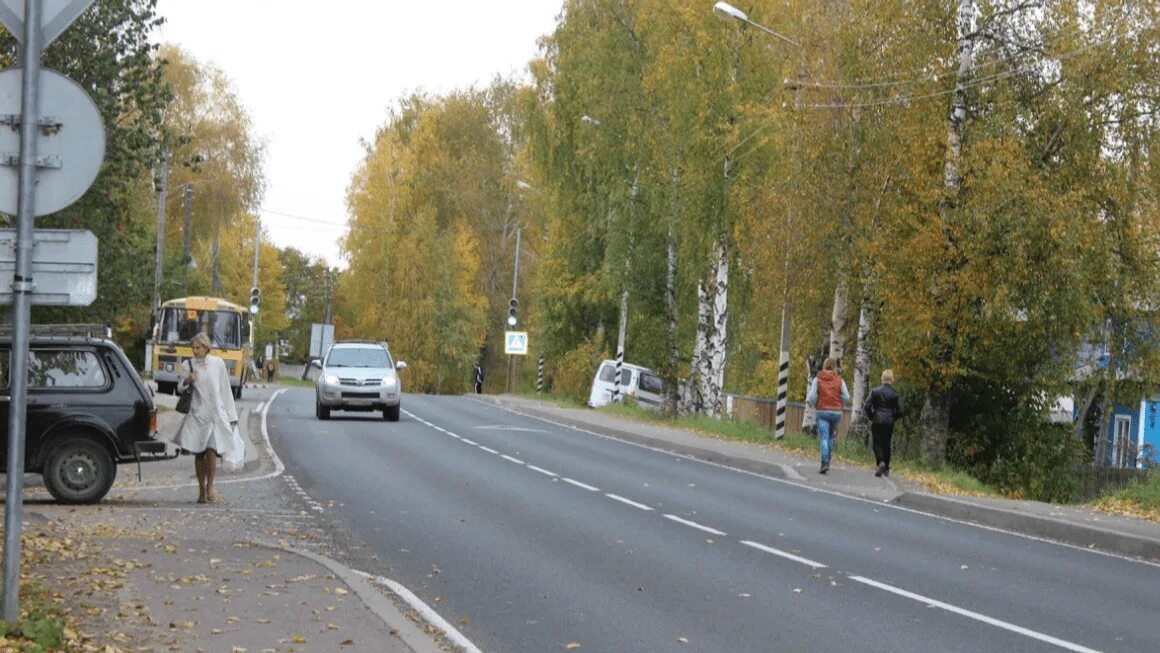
<box><xmin>816</xmin><ymin>371</ymin><xmax>843</xmax><ymax>411</ymax></box>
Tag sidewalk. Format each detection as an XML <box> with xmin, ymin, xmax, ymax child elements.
<box><xmin>17</xmin><ymin>391</ymin><xmax>442</xmax><ymax>653</ymax></box>
<box><xmin>473</xmin><ymin>394</ymin><xmax>1160</xmax><ymax>562</ymax></box>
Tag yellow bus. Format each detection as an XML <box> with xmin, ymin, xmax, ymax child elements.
<box><xmin>150</xmin><ymin>296</ymin><xmax>253</xmax><ymax>398</ymax></box>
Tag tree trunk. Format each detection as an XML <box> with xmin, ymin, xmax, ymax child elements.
<box><xmin>920</xmin><ymin>391</ymin><xmax>951</xmax><ymax>469</ymax></box>
<box><xmin>850</xmin><ymin>280</ymin><xmax>876</xmax><ymax>446</ymax></box>
<box><xmin>664</xmin><ymin>206</ymin><xmax>679</xmax><ymax>417</ymax></box>
<box><xmin>921</xmin><ymin>0</ymin><xmax>977</xmax><ymax>467</ymax></box>
<box><xmin>829</xmin><ymin>272</ymin><xmax>849</xmax><ymax>367</ymax></box>
<box><xmin>705</xmin><ymin>240</ymin><xmax>729</xmax><ymax>418</ymax></box>
<box><xmin>682</xmin><ymin>278</ymin><xmax>710</xmax><ymax>415</ymax></box>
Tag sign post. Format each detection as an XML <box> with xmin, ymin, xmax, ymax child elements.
<box><xmin>0</xmin><ymin>0</ymin><xmax>104</xmax><ymax>623</ymax></box>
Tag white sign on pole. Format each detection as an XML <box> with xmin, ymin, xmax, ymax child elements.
<box><xmin>0</xmin><ymin>0</ymin><xmax>98</xmax><ymax>49</ymax></box>
<box><xmin>505</xmin><ymin>331</ymin><xmax>528</xmax><ymax>356</ymax></box>
<box><xmin>0</xmin><ymin>68</ymin><xmax>105</xmax><ymax>217</ymax></box>
<box><xmin>309</xmin><ymin>323</ymin><xmax>335</xmax><ymax>358</ymax></box>
<box><xmin>0</xmin><ymin>228</ymin><xmax>97</xmax><ymax>305</ymax></box>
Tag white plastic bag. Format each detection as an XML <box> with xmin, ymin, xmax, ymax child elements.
<box><xmin>223</xmin><ymin>426</ymin><xmax>245</xmax><ymax>473</ymax></box>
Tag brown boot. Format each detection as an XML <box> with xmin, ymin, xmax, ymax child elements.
<box><xmin>204</xmin><ymin>450</ymin><xmax>218</xmax><ymax>502</ymax></box>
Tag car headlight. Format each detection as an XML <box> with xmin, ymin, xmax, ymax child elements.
<box><xmin>381</xmin><ymin>376</ymin><xmax>397</xmax><ymax>387</ymax></box>
<box><xmin>323</xmin><ymin>373</ymin><xmax>340</xmax><ymax>385</ymax></box>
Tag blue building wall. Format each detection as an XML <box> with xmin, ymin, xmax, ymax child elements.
<box><xmin>1104</xmin><ymin>400</ymin><xmax>1159</xmax><ymax>468</ymax></box>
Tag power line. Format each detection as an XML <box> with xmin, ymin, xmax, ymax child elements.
<box><xmin>260</xmin><ymin>207</ymin><xmax>347</xmax><ymax>227</ymax></box>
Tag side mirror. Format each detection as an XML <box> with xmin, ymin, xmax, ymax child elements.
<box><xmin>396</xmin><ymin>361</ymin><xmax>407</xmax><ymax>371</ymax></box>
<box><xmin>310</xmin><ymin>359</ymin><xmax>322</xmax><ymax>369</ymax></box>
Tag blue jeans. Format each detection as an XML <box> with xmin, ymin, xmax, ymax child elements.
<box><xmin>816</xmin><ymin>410</ymin><xmax>842</xmax><ymax>464</ymax></box>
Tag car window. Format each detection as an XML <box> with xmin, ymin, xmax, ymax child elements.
<box><xmin>23</xmin><ymin>350</ymin><xmax>107</xmax><ymax>389</ymax></box>
<box><xmin>620</xmin><ymin>368</ymin><xmax>634</xmax><ymax>386</ymax></box>
<box><xmin>639</xmin><ymin>372</ymin><xmax>663</xmax><ymax>394</ymax></box>
<box><xmin>326</xmin><ymin>347</ymin><xmax>393</xmax><ymax>368</ymax></box>
<box><xmin>598</xmin><ymin>364</ymin><xmax>615</xmax><ymax>383</ymax></box>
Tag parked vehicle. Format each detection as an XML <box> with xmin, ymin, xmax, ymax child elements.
<box><xmin>587</xmin><ymin>360</ymin><xmax>664</xmax><ymax>409</ymax></box>
<box><xmin>0</xmin><ymin>324</ymin><xmax>171</xmax><ymax>503</ymax></box>
<box><xmin>314</xmin><ymin>340</ymin><xmax>406</xmax><ymax>421</ymax></box>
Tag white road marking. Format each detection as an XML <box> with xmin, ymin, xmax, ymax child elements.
<box><xmin>478</xmin><ymin>446</ymin><xmax>499</xmax><ymax>455</ymax></box>
<box><xmin>605</xmin><ymin>493</ymin><xmax>653</xmax><ymax>511</ymax></box>
<box><xmin>501</xmin><ymin>455</ymin><xmax>526</xmax><ymax>465</ymax></box>
<box><xmin>664</xmin><ymin>514</ymin><xmax>727</xmax><ymax>536</ymax></box>
<box><xmin>563</xmin><ymin>478</ymin><xmax>600</xmax><ymax>492</ymax></box>
<box><xmin>527</xmin><ymin>465</ymin><xmax>558</xmax><ymax>477</ymax></box>
<box><xmin>850</xmin><ymin>576</ymin><xmax>1104</xmax><ymax>653</ymax></box>
<box><xmin>365</xmin><ymin>573</ymin><xmax>484</xmax><ymax>653</ymax></box>
<box><xmin>741</xmin><ymin>540</ymin><xmax>827</xmax><ymax>569</ymax></box>
<box><xmin>461</xmin><ymin>438</ymin><xmax>478</xmax><ymax>446</ymax></box>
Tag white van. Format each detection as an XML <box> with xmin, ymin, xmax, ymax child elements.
<box><xmin>588</xmin><ymin>360</ymin><xmax>664</xmax><ymax>409</ymax></box>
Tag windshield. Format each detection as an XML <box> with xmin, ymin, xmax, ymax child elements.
<box><xmin>325</xmin><ymin>347</ymin><xmax>393</xmax><ymax>368</ymax></box>
<box><xmin>158</xmin><ymin>307</ymin><xmax>243</xmax><ymax>349</ymax></box>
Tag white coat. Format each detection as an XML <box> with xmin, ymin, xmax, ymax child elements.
<box><xmin>175</xmin><ymin>354</ymin><xmax>240</xmax><ymax>457</ymax></box>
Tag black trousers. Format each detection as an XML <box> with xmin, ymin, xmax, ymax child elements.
<box><xmin>871</xmin><ymin>422</ymin><xmax>895</xmax><ymax>469</ymax></box>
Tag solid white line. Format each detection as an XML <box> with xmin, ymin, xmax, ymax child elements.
<box><xmin>850</xmin><ymin>576</ymin><xmax>1104</xmax><ymax>653</ymax></box>
<box><xmin>741</xmin><ymin>540</ymin><xmax>827</xmax><ymax>569</ymax></box>
<box><xmin>501</xmin><ymin>455</ymin><xmax>525</xmax><ymax>465</ymax></box>
<box><xmin>563</xmin><ymin>478</ymin><xmax>600</xmax><ymax>492</ymax></box>
<box><xmin>605</xmin><ymin>493</ymin><xmax>653</xmax><ymax>511</ymax></box>
<box><xmin>527</xmin><ymin>465</ymin><xmax>558</xmax><ymax>477</ymax></box>
<box><xmin>664</xmin><ymin>514</ymin><xmax>727</xmax><ymax>536</ymax></box>
<box><xmin>478</xmin><ymin>446</ymin><xmax>499</xmax><ymax>455</ymax></box>
<box><xmin>370</xmin><ymin>575</ymin><xmax>483</xmax><ymax>653</ymax></box>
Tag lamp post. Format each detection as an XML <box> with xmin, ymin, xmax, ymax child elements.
<box><xmin>714</xmin><ymin>2</ymin><xmax>802</xmax><ymax>440</ymax></box>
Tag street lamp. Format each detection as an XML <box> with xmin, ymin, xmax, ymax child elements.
<box><xmin>712</xmin><ymin>2</ymin><xmax>801</xmax><ymax>48</ymax></box>
<box><xmin>715</xmin><ymin>2</ymin><xmax>800</xmax><ymax>439</ymax></box>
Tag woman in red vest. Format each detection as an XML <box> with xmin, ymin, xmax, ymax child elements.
<box><xmin>807</xmin><ymin>357</ymin><xmax>850</xmax><ymax>474</ymax></box>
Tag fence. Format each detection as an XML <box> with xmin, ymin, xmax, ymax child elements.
<box><xmin>724</xmin><ymin>393</ymin><xmax>856</xmax><ymax>442</ymax></box>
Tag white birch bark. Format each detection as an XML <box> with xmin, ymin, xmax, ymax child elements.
<box><xmin>682</xmin><ymin>278</ymin><xmax>710</xmax><ymax>414</ymax></box>
<box><xmin>850</xmin><ymin>280</ymin><xmax>876</xmax><ymax>444</ymax></box>
<box><xmin>829</xmin><ymin>273</ymin><xmax>849</xmax><ymax>367</ymax></box>
<box><xmin>705</xmin><ymin>240</ymin><xmax>729</xmax><ymax>418</ymax></box>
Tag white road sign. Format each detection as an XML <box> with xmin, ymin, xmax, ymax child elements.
<box><xmin>505</xmin><ymin>331</ymin><xmax>528</xmax><ymax>356</ymax></box>
<box><xmin>0</xmin><ymin>228</ymin><xmax>97</xmax><ymax>305</ymax></box>
<box><xmin>0</xmin><ymin>0</ymin><xmax>98</xmax><ymax>49</ymax></box>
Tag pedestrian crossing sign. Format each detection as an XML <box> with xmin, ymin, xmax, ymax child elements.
<box><xmin>505</xmin><ymin>331</ymin><xmax>528</xmax><ymax>355</ymax></box>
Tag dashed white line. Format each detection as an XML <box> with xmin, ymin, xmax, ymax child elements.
<box><xmin>460</xmin><ymin>438</ymin><xmax>478</xmax><ymax>446</ymax></box>
<box><xmin>605</xmin><ymin>493</ymin><xmax>653</xmax><ymax>511</ymax></box>
<box><xmin>741</xmin><ymin>540</ymin><xmax>827</xmax><ymax>569</ymax></box>
<box><xmin>478</xmin><ymin>446</ymin><xmax>500</xmax><ymax>455</ymax></box>
<box><xmin>527</xmin><ymin>465</ymin><xmax>558</xmax><ymax>477</ymax></box>
<box><xmin>850</xmin><ymin>576</ymin><xmax>1103</xmax><ymax>653</ymax></box>
<box><xmin>563</xmin><ymin>478</ymin><xmax>600</xmax><ymax>492</ymax></box>
<box><xmin>501</xmin><ymin>455</ymin><xmax>526</xmax><ymax>465</ymax></box>
<box><xmin>664</xmin><ymin>514</ymin><xmax>727</xmax><ymax>536</ymax></box>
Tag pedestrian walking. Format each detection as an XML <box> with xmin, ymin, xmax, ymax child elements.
<box><xmin>863</xmin><ymin>369</ymin><xmax>904</xmax><ymax>477</ymax></box>
<box><xmin>265</xmin><ymin>358</ymin><xmax>277</xmax><ymax>383</ymax></box>
<box><xmin>175</xmin><ymin>332</ymin><xmax>240</xmax><ymax>504</ymax></box>
<box><xmin>474</xmin><ymin>364</ymin><xmax>484</xmax><ymax>394</ymax></box>
<box><xmin>807</xmin><ymin>357</ymin><xmax>849</xmax><ymax>474</ymax></box>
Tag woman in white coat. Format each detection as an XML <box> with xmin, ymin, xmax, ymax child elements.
<box><xmin>175</xmin><ymin>332</ymin><xmax>239</xmax><ymax>503</ymax></box>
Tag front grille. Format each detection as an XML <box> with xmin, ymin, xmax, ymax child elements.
<box><xmin>341</xmin><ymin>392</ymin><xmax>379</xmax><ymax>400</ymax></box>
<box><xmin>338</xmin><ymin>378</ymin><xmax>380</xmax><ymax>387</ymax></box>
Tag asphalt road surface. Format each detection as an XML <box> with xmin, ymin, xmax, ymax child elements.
<box><xmin>266</xmin><ymin>390</ymin><xmax>1160</xmax><ymax>653</ymax></box>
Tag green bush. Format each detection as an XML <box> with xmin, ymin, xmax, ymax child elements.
<box><xmin>550</xmin><ymin>340</ymin><xmax>605</xmax><ymax>405</ymax></box>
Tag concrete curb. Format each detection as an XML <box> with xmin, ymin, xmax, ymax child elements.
<box><xmin>267</xmin><ymin>542</ymin><xmax>444</xmax><ymax>653</ymax></box>
<box><xmin>896</xmin><ymin>492</ymin><xmax>1160</xmax><ymax>560</ymax></box>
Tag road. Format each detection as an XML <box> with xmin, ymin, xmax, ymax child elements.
<box><xmin>266</xmin><ymin>389</ymin><xmax>1160</xmax><ymax>653</ymax></box>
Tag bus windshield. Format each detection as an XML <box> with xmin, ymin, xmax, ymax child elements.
<box><xmin>158</xmin><ymin>307</ymin><xmax>243</xmax><ymax>349</ymax></box>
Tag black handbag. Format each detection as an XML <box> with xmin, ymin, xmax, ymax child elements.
<box><xmin>175</xmin><ymin>361</ymin><xmax>193</xmax><ymax>414</ymax></box>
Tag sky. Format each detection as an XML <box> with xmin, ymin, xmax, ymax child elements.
<box><xmin>153</xmin><ymin>0</ymin><xmax>563</xmax><ymax>269</ymax></box>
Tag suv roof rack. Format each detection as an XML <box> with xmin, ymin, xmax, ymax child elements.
<box><xmin>336</xmin><ymin>339</ymin><xmax>389</xmax><ymax>348</ymax></box>
<box><xmin>0</xmin><ymin>323</ymin><xmax>112</xmax><ymax>340</ymax></box>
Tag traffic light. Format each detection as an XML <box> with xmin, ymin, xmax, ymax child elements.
<box><xmin>507</xmin><ymin>298</ymin><xmax>518</xmax><ymax>327</ymax></box>
<box><xmin>250</xmin><ymin>287</ymin><xmax>260</xmax><ymax>314</ymax></box>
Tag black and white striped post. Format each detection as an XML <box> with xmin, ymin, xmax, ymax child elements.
<box><xmin>774</xmin><ymin>303</ymin><xmax>790</xmax><ymax>439</ymax></box>
<box><xmin>536</xmin><ymin>355</ymin><xmax>544</xmax><ymax>393</ymax></box>
<box><xmin>611</xmin><ymin>348</ymin><xmax>624</xmax><ymax>403</ymax></box>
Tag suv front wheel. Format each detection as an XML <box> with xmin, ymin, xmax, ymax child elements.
<box><xmin>43</xmin><ymin>436</ymin><xmax>116</xmax><ymax>504</ymax></box>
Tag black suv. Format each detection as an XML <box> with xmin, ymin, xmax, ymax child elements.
<box><xmin>0</xmin><ymin>325</ymin><xmax>168</xmax><ymax>503</ymax></box>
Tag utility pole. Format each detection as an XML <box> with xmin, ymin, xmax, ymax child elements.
<box><xmin>151</xmin><ymin>150</ymin><xmax>168</xmax><ymax>312</ymax></box>
<box><xmin>181</xmin><ymin>184</ymin><xmax>194</xmax><ymax>270</ymax></box>
<box><xmin>506</xmin><ymin>228</ymin><xmax>521</xmax><ymax>393</ymax></box>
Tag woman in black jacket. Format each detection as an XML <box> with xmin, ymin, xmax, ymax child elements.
<box><xmin>863</xmin><ymin>369</ymin><xmax>903</xmax><ymax>477</ymax></box>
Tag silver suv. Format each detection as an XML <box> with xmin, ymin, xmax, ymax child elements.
<box><xmin>313</xmin><ymin>340</ymin><xmax>406</xmax><ymax>421</ymax></box>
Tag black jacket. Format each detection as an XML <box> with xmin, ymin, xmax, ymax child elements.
<box><xmin>864</xmin><ymin>383</ymin><xmax>903</xmax><ymax>426</ymax></box>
